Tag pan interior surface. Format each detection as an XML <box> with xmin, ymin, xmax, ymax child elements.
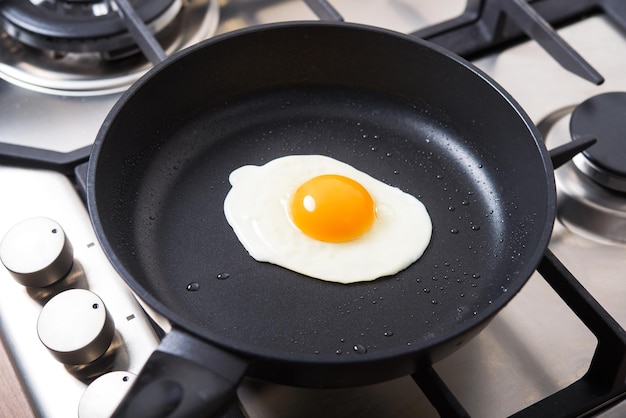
<box><xmin>90</xmin><ymin>23</ymin><xmax>554</xmax><ymax>383</ymax></box>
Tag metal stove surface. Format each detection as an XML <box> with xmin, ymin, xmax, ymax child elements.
<box><xmin>1</xmin><ymin>1</ymin><xmax>626</xmax><ymax>417</ymax></box>
<box><xmin>0</xmin><ymin>0</ymin><xmax>219</xmax><ymax>95</ymax></box>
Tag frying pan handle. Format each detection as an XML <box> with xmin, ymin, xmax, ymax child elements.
<box><xmin>111</xmin><ymin>329</ymin><xmax>249</xmax><ymax>418</ymax></box>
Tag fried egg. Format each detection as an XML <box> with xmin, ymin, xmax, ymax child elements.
<box><xmin>223</xmin><ymin>155</ymin><xmax>432</xmax><ymax>283</ymax></box>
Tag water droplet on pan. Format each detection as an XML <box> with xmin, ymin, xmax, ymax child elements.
<box><xmin>353</xmin><ymin>344</ymin><xmax>368</xmax><ymax>354</ymax></box>
<box><xmin>186</xmin><ymin>282</ymin><xmax>200</xmax><ymax>291</ymax></box>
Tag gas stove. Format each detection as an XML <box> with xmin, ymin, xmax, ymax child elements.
<box><xmin>1</xmin><ymin>1</ymin><xmax>626</xmax><ymax>417</ymax></box>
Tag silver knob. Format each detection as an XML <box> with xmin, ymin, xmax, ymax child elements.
<box><xmin>37</xmin><ymin>289</ymin><xmax>115</xmax><ymax>365</ymax></box>
<box><xmin>78</xmin><ymin>371</ymin><xmax>136</xmax><ymax>418</ymax></box>
<box><xmin>0</xmin><ymin>217</ymin><xmax>73</xmax><ymax>287</ymax></box>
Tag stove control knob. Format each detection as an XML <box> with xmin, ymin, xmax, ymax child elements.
<box><xmin>78</xmin><ymin>371</ymin><xmax>136</xmax><ymax>418</ymax></box>
<box><xmin>0</xmin><ymin>217</ymin><xmax>73</xmax><ymax>287</ymax></box>
<box><xmin>37</xmin><ymin>289</ymin><xmax>115</xmax><ymax>365</ymax></box>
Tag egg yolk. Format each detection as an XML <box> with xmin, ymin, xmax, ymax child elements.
<box><xmin>289</xmin><ymin>174</ymin><xmax>375</xmax><ymax>243</ymax></box>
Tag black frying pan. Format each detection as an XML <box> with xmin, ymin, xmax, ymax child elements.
<box><xmin>87</xmin><ymin>22</ymin><xmax>555</xmax><ymax>417</ymax></box>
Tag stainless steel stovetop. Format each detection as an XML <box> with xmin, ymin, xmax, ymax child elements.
<box><xmin>1</xmin><ymin>1</ymin><xmax>626</xmax><ymax>417</ymax></box>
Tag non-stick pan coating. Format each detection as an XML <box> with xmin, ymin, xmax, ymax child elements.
<box><xmin>89</xmin><ymin>23</ymin><xmax>554</xmax><ymax>387</ymax></box>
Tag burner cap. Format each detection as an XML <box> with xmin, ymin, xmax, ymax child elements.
<box><xmin>0</xmin><ymin>0</ymin><xmax>176</xmax><ymax>54</ymax></box>
<box><xmin>570</xmin><ymin>92</ymin><xmax>626</xmax><ymax>192</ymax></box>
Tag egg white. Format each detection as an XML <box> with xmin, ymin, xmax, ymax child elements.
<box><xmin>223</xmin><ymin>155</ymin><xmax>432</xmax><ymax>284</ymax></box>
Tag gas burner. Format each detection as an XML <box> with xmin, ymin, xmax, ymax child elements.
<box><xmin>0</xmin><ymin>0</ymin><xmax>178</xmax><ymax>54</ymax></box>
<box><xmin>538</xmin><ymin>93</ymin><xmax>626</xmax><ymax>245</ymax></box>
<box><xmin>570</xmin><ymin>92</ymin><xmax>626</xmax><ymax>193</ymax></box>
<box><xmin>0</xmin><ymin>0</ymin><xmax>219</xmax><ymax>95</ymax></box>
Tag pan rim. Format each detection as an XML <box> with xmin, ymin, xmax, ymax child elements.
<box><xmin>87</xmin><ymin>20</ymin><xmax>556</xmax><ymax>374</ymax></box>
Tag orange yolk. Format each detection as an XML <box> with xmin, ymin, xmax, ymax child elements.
<box><xmin>289</xmin><ymin>174</ymin><xmax>375</xmax><ymax>243</ymax></box>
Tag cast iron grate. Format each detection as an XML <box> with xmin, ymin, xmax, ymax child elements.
<box><xmin>413</xmin><ymin>0</ymin><xmax>626</xmax><ymax>85</ymax></box>
<box><xmin>413</xmin><ymin>249</ymin><xmax>626</xmax><ymax>417</ymax></box>
<box><xmin>306</xmin><ymin>0</ymin><xmax>626</xmax><ymax>85</ymax></box>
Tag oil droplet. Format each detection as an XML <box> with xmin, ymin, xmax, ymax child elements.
<box><xmin>448</xmin><ymin>206</ymin><xmax>455</xmax><ymax>211</ymax></box>
<box><xmin>186</xmin><ymin>282</ymin><xmax>200</xmax><ymax>291</ymax></box>
<box><xmin>384</xmin><ymin>331</ymin><xmax>394</xmax><ymax>337</ymax></box>
<box><xmin>450</xmin><ymin>228</ymin><xmax>459</xmax><ymax>234</ymax></box>
<box><xmin>217</xmin><ymin>273</ymin><xmax>230</xmax><ymax>280</ymax></box>
<box><xmin>353</xmin><ymin>344</ymin><xmax>368</xmax><ymax>354</ymax></box>
<box><xmin>335</xmin><ymin>349</ymin><xmax>342</xmax><ymax>355</ymax></box>
<box><xmin>471</xmin><ymin>225</ymin><xmax>481</xmax><ymax>231</ymax></box>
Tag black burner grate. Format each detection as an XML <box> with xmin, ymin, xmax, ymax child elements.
<box><xmin>303</xmin><ymin>0</ymin><xmax>626</xmax><ymax>84</ymax></box>
<box><xmin>413</xmin><ymin>0</ymin><xmax>626</xmax><ymax>85</ymax></box>
<box><xmin>413</xmin><ymin>249</ymin><xmax>626</xmax><ymax>417</ymax></box>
